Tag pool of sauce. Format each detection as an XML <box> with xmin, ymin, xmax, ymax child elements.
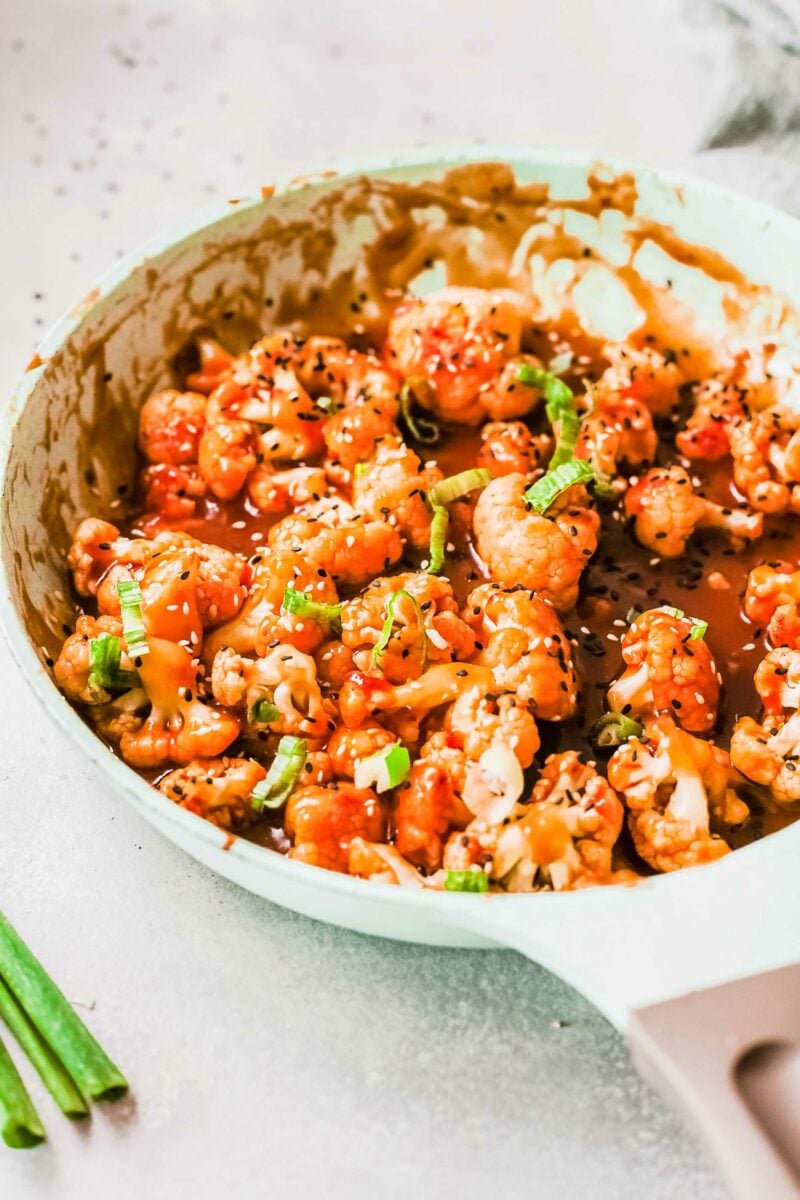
<box><xmin>121</xmin><ymin>371</ymin><xmax>799</xmax><ymax>864</ymax></box>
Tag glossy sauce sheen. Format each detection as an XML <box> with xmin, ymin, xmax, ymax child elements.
<box><xmin>129</xmin><ymin>398</ymin><xmax>798</xmax><ymax>858</ymax></box>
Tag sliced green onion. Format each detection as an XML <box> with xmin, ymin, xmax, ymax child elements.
<box><xmin>399</xmin><ymin>379</ymin><xmax>441</xmax><ymax>445</ymax></box>
<box><xmin>249</xmin><ymin>698</ymin><xmax>280</xmax><ymax>725</ymax></box>
<box><xmin>517</xmin><ymin>365</ymin><xmax>581</xmax><ymax>469</ymax></box>
<box><xmin>251</xmin><ymin>736</ymin><xmax>307</xmax><ymax>812</ymax></box>
<box><xmin>424</xmin><ymin>468</ymin><xmax>491</xmax><ymax>576</ymax></box>
<box><xmin>282</xmin><ymin>586</ymin><xmax>342</xmax><ymax>633</ymax></box>
<box><xmin>659</xmin><ymin>605</ymin><xmax>685</xmax><ymax>620</ymax></box>
<box><xmin>88</xmin><ymin>635</ymin><xmax>138</xmax><ymax>695</ymax></box>
<box><xmin>316</xmin><ymin>395</ymin><xmax>342</xmax><ymax>415</ymax></box>
<box><xmin>523</xmin><ymin>459</ymin><xmax>595</xmax><ymax>514</ymax></box>
<box><xmin>428</xmin><ymin>468</ymin><xmax>491</xmax><ymax>509</ymax></box>
<box><xmin>0</xmin><ymin>1032</ymin><xmax>45</xmax><ymax>1147</ymax></box>
<box><xmin>592</xmin><ymin>712</ymin><xmax>644</xmax><ymax>748</ymax></box>
<box><xmin>443</xmin><ymin>869</ymin><xmax>489</xmax><ymax>894</ymax></box>
<box><xmin>0</xmin><ymin>977</ymin><xmax>87</xmax><ymax>1120</ymax></box>
<box><xmin>354</xmin><ymin>743</ymin><xmax>411</xmax><ymax>793</ymax></box>
<box><xmin>0</xmin><ymin>910</ymin><xmax>128</xmax><ymax>1103</ymax></box>
<box><xmin>353</xmin><ymin>463</ymin><xmax>370</xmax><ymax>479</ymax></box>
<box><xmin>689</xmin><ymin>618</ymin><xmax>708</xmax><ymax>640</ymax></box>
<box><xmin>372</xmin><ymin>590</ymin><xmax>424</xmax><ymax>669</ymax></box>
<box><xmin>117</xmin><ymin>579</ymin><xmax>149</xmax><ymax>659</ymax></box>
<box><xmin>426</xmin><ymin>505</ymin><xmax>449</xmax><ymax>575</ymax></box>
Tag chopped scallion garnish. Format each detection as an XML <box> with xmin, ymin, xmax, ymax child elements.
<box><xmin>523</xmin><ymin>459</ymin><xmax>595</xmax><ymax>514</ymax></box>
<box><xmin>249</xmin><ymin>698</ymin><xmax>280</xmax><ymax>725</ymax></box>
<box><xmin>689</xmin><ymin>618</ymin><xmax>708</xmax><ymax>640</ymax></box>
<box><xmin>424</xmin><ymin>468</ymin><xmax>491</xmax><ymax>575</ymax></box>
<box><xmin>372</xmin><ymin>589</ymin><xmax>425</xmax><ymax>669</ymax></box>
<box><xmin>354</xmin><ymin>743</ymin><xmax>411</xmax><ymax>793</ymax></box>
<box><xmin>88</xmin><ymin>635</ymin><xmax>138</xmax><ymax>696</ymax></box>
<box><xmin>592</xmin><ymin>712</ymin><xmax>644</xmax><ymax>748</ymax></box>
<box><xmin>659</xmin><ymin>605</ymin><xmax>685</xmax><ymax>619</ymax></box>
<box><xmin>399</xmin><ymin>379</ymin><xmax>441</xmax><ymax>445</ymax></box>
<box><xmin>517</xmin><ymin>365</ymin><xmax>581</xmax><ymax>469</ymax></box>
<box><xmin>443</xmin><ymin>869</ymin><xmax>489</xmax><ymax>894</ymax></box>
<box><xmin>353</xmin><ymin>463</ymin><xmax>370</xmax><ymax>479</ymax></box>
<box><xmin>282</xmin><ymin>586</ymin><xmax>342</xmax><ymax>633</ymax></box>
<box><xmin>117</xmin><ymin>579</ymin><xmax>149</xmax><ymax>659</ymax></box>
<box><xmin>316</xmin><ymin>395</ymin><xmax>342</xmax><ymax>415</ymax></box>
<box><xmin>251</xmin><ymin>736</ymin><xmax>307</xmax><ymax>812</ymax></box>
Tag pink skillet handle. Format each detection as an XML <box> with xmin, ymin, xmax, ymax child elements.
<box><xmin>628</xmin><ymin>963</ymin><xmax>800</xmax><ymax>1200</ymax></box>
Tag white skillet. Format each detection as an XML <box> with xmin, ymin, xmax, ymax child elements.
<box><xmin>1</xmin><ymin>148</ymin><xmax>799</xmax><ymax>1198</ymax></box>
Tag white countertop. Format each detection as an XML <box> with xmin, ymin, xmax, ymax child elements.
<box><xmin>1</xmin><ymin>2</ymin><xmax>791</xmax><ymax>1196</ymax></box>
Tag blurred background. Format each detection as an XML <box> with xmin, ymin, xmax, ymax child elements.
<box><xmin>2</xmin><ymin>3</ymin><xmax>799</xmax><ymax>1198</ymax></box>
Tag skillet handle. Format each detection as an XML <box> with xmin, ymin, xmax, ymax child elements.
<box><xmin>628</xmin><ymin>963</ymin><xmax>800</xmax><ymax>1200</ymax></box>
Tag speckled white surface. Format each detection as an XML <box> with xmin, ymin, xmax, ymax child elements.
<box><xmin>0</xmin><ymin>2</ymin><xmax>785</xmax><ymax>1196</ymax></box>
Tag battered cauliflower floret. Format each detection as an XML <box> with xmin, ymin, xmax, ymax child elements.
<box><xmin>473</xmin><ymin>473</ymin><xmax>600</xmax><ymax>613</ymax></box>
<box><xmin>341</xmin><ymin>572</ymin><xmax>475</xmax><ymax>682</ymax></box>
<box><xmin>608</xmin><ymin>716</ymin><xmax>746</xmax><ymax>872</ymax></box>
<box><xmin>394</xmin><ymin>757</ymin><xmax>471</xmax><ymax>871</ymax></box>
<box><xmin>314</xmin><ymin>639</ymin><xmax>357</xmax><ymax>690</ymax></box>
<box><xmin>444</xmin><ymin>690</ymin><xmax>540</xmax><ymax>768</ymax></box>
<box><xmin>463</xmin><ymin>583</ymin><xmax>579</xmax><ymax>721</ymax></box>
<box><xmin>185</xmin><ymin>335</ymin><xmax>235</xmax><ymax>394</ymax></box>
<box><xmin>443</xmin><ymin>753</ymin><xmax>626</xmax><ymax>891</ymax></box>
<box><xmin>729</xmin><ymin>405</ymin><xmax>800</xmax><ymax>514</ymax></box>
<box><xmin>158</xmin><ymin>757</ymin><xmax>266</xmax><ymax>830</ymax></box>
<box><xmin>210</xmin><ymin>643</ymin><xmax>336</xmax><ymax>739</ymax></box>
<box><xmin>338</xmin><ymin>662</ymin><xmax>494</xmax><ymax>729</ymax></box>
<box><xmin>285</xmin><ymin>782</ymin><xmax>384</xmax><ymax>872</ymax></box>
<box><xmin>68</xmin><ymin>518</ymin><xmax>151</xmax><ymax>598</ymax></box>
<box><xmin>295</xmin><ymin>336</ymin><xmax>399</xmax><ymax>411</ymax></box>
<box><xmin>203</xmin><ymin>549</ymin><xmax>340</xmax><ymax>663</ymax></box>
<box><xmin>385</xmin><ymin>286</ymin><xmax>523</xmax><ymax>425</ymax></box>
<box><xmin>247</xmin><ymin>464</ymin><xmax>328</xmax><ymax>515</ymax></box>
<box><xmin>197</xmin><ymin>394</ymin><xmax>257</xmax><ymax>501</ymax></box>
<box><xmin>625</xmin><ymin>465</ymin><xmax>762</xmax><ymax>558</ymax></box>
<box><xmin>575</xmin><ymin>389</ymin><xmax>657</xmax><ymax>479</ymax></box>
<box><xmin>599</xmin><ymin>343</ymin><xmax>684</xmax><ymax>417</ymax></box>
<box><xmin>226</xmin><ymin>332</ymin><xmax>326</xmax><ymax>461</ymax></box>
<box><xmin>730</xmin><ymin>712</ymin><xmax>800</xmax><ymax>805</ymax></box>
<box><xmin>323</xmin><ymin>402</ymin><xmax>399</xmax><ymax>481</ymax></box>
<box><xmin>138</xmin><ymin>388</ymin><xmax>207</xmax><ymax>465</ymax></box>
<box><xmin>268</xmin><ymin>501</ymin><xmax>403</xmax><ymax>587</ymax></box>
<box><xmin>54</xmin><ymin>614</ymin><xmax>127</xmax><ymax>705</ymax></box>
<box><xmin>477</xmin><ymin>420</ymin><xmax>550</xmax><ymax>478</ymax></box>
<box><xmin>326</xmin><ymin>724</ymin><xmax>398</xmax><ymax>779</ymax></box>
<box><xmin>754</xmin><ymin>647</ymin><xmax>800</xmax><ymax>715</ymax></box>
<box><xmin>140</xmin><ymin>462</ymin><xmax>207</xmax><ymax>520</ymax></box>
<box><xmin>351</xmin><ymin>437</ymin><xmax>443</xmax><ymax>552</ymax></box>
<box><xmin>479</xmin><ymin>354</ymin><xmax>548</xmax><ymax>422</ymax></box>
<box><xmin>675</xmin><ymin>378</ymin><xmax>748</xmax><ymax>462</ymax></box>
<box><xmin>744</xmin><ymin>562</ymin><xmax>800</xmax><ymax>649</ymax></box>
<box><xmin>113</xmin><ymin>637</ymin><xmax>240</xmax><ymax>769</ymax></box>
<box><xmin>607</xmin><ymin>607</ymin><xmax>720</xmax><ymax>734</ymax></box>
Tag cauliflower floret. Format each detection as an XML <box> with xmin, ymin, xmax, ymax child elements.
<box><xmin>226</xmin><ymin>333</ymin><xmax>326</xmax><ymax>461</ymax></box>
<box><xmin>210</xmin><ymin>643</ymin><xmax>336</xmax><ymax>739</ymax></box>
<box><xmin>347</xmin><ymin>838</ymin><xmax>426</xmax><ymax>886</ymax></box>
<box><xmin>158</xmin><ymin>757</ymin><xmax>266</xmax><ymax>830</ymax></box>
<box><xmin>444</xmin><ymin>690</ymin><xmax>539</xmax><ymax>767</ymax></box>
<box><xmin>268</xmin><ymin>501</ymin><xmax>402</xmax><ymax>587</ymax></box>
<box><xmin>351</xmin><ymin>437</ymin><xmax>442</xmax><ymax>552</ymax></box>
<box><xmin>754</xmin><ymin>647</ymin><xmax>800</xmax><ymax>715</ymax></box>
<box><xmin>625</xmin><ymin>465</ymin><xmax>762</xmax><ymax>558</ymax></box>
<box><xmin>608</xmin><ymin>717</ymin><xmax>746</xmax><ymax>872</ymax></box>
<box><xmin>599</xmin><ymin>343</ymin><xmax>684</xmax><ymax>417</ymax></box>
<box><xmin>295</xmin><ymin>337</ymin><xmax>399</xmax><ymax>410</ymax></box>
<box><xmin>394</xmin><ymin>757</ymin><xmax>471</xmax><ymax>871</ymax></box>
<box><xmin>744</xmin><ymin>562</ymin><xmax>800</xmax><ymax>649</ymax></box>
<box><xmin>138</xmin><ymin>388</ymin><xmax>207</xmax><ymax>465</ymax></box>
<box><xmin>731</xmin><ymin>712</ymin><xmax>800</xmax><ymax>805</ymax></box>
<box><xmin>341</xmin><ymin>572</ymin><xmax>475</xmax><ymax>682</ymax></box>
<box><xmin>575</xmin><ymin>389</ymin><xmax>657</xmax><ymax>479</ymax></box>
<box><xmin>477</xmin><ymin>420</ymin><xmax>550</xmax><ymax>478</ymax></box>
<box><xmin>675</xmin><ymin>378</ymin><xmax>748</xmax><ymax>461</ymax></box>
<box><xmin>607</xmin><ymin>607</ymin><xmax>720</xmax><ymax>734</ymax></box>
<box><xmin>285</xmin><ymin>783</ymin><xmax>384</xmax><ymax>872</ymax></box>
<box><xmin>68</xmin><ymin>518</ymin><xmax>152</xmax><ymax>598</ymax></box>
<box><xmin>385</xmin><ymin>286</ymin><xmax>523</xmax><ymax>425</ymax></box>
<box><xmin>729</xmin><ymin>405</ymin><xmax>800</xmax><ymax>513</ymax></box>
<box><xmin>54</xmin><ymin>614</ymin><xmax>126</xmax><ymax>705</ymax></box>
<box><xmin>479</xmin><ymin>354</ymin><xmax>548</xmax><ymax>422</ymax></box>
<box><xmin>463</xmin><ymin>583</ymin><xmax>579</xmax><ymax>721</ymax></box>
<box><xmin>338</xmin><ymin>662</ymin><xmax>494</xmax><ymax>730</ymax></box>
<box><xmin>314</xmin><ymin>639</ymin><xmax>357</xmax><ymax>690</ymax></box>
<box><xmin>116</xmin><ymin>637</ymin><xmax>240</xmax><ymax>769</ymax></box>
<box><xmin>197</xmin><ymin>395</ymin><xmax>257</xmax><ymax>501</ymax></box>
<box><xmin>140</xmin><ymin>462</ymin><xmax>207</xmax><ymax>520</ymax></box>
<box><xmin>323</xmin><ymin>402</ymin><xmax>399</xmax><ymax>482</ymax></box>
<box><xmin>246</xmin><ymin>464</ymin><xmax>328</xmax><ymax>515</ymax></box>
<box><xmin>327</xmin><ymin>724</ymin><xmax>398</xmax><ymax>779</ymax></box>
<box><xmin>473</xmin><ymin>473</ymin><xmax>600</xmax><ymax>614</ymax></box>
<box><xmin>204</xmin><ymin>549</ymin><xmax>340</xmax><ymax>662</ymax></box>
<box><xmin>185</xmin><ymin>335</ymin><xmax>235</xmax><ymax>394</ymax></box>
